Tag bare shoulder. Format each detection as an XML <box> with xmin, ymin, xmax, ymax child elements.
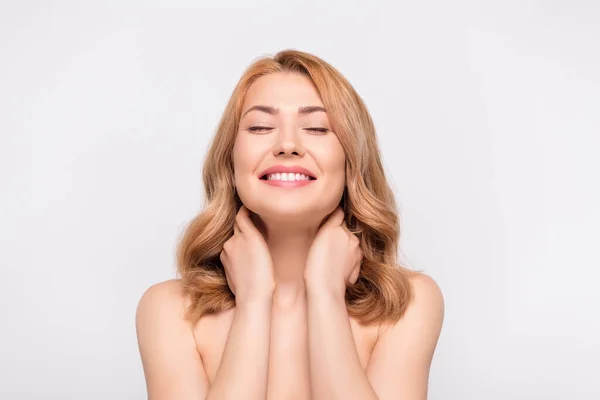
<box><xmin>136</xmin><ymin>279</ymin><xmax>193</xmax><ymax>331</ymax></box>
<box><xmin>136</xmin><ymin>278</ymin><xmax>189</xmax><ymax>314</ymax></box>
<box><xmin>408</xmin><ymin>272</ymin><xmax>444</xmax><ymax>313</ymax></box>
<box><xmin>365</xmin><ymin>273</ymin><xmax>444</xmax><ymax>397</ymax></box>
<box><xmin>135</xmin><ymin>279</ymin><xmax>209</xmax><ymax>398</ymax></box>
<box><xmin>380</xmin><ymin>272</ymin><xmax>445</xmax><ymax>334</ymax></box>
<box><xmin>405</xmin><ymin>272</ymin><xmax>444</xmax><ymax>327</ymax></box>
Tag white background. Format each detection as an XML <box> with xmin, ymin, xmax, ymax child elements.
<box><xmin>1</xmin><ymin>1</ymin><xmax>599</xmax><ymax>399</ymax></box>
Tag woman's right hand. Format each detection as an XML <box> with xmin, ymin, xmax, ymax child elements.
<box><xmin>220</xmin><ymin>205</ymin><xmax>275</xmax><ymax>304</ymax></box>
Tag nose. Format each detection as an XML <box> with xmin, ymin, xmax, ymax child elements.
<box><xmin>273</xmin><ymin>125</ymin><xmax>305</xmax><ymax>157</ymax></box>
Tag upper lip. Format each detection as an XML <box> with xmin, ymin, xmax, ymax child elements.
<box><xmin>258</xmin><ymin>165</ymin><xmax>317</xmax><ymax>179</ymax></box>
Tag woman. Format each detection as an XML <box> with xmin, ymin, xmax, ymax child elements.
<box><xmin>136</xmin><ymin>49</ymin><xmax>444</xmax><ymax>399</ymax></box>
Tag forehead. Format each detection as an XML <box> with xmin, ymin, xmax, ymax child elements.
<box><xmin>242</xmin><ymin>72</ymin><xmax>324</xmax><ymax>110</ymax></box>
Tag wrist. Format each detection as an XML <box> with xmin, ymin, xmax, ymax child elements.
<box><xmin>304</xmin><ymin>278</ymin><xmax>346</xmax><ymax>302</ymax></box>
<box><xmin>235</xmin><ymin>290</ymin><xmax>274</xmax><ymax>310</ymax></box>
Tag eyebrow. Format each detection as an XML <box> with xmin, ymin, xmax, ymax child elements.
<box><xmin>241</xmin><ymin>105</ymin><xmax>327</xmax><ymax>118</ymax></box>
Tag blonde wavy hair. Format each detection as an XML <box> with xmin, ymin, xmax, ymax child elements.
<box><xmin>176</xmin><ymin>49</ymin><xmax>420</xmax><ymax>326</ymax></box>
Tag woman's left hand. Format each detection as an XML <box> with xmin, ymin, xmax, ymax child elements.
<box><xmin>304</xmin><ymin>206</ymin><xmax>363</xmax><ymax>299</ymax></box>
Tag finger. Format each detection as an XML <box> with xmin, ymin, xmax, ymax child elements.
<box><xmin>233</xmin><ymin>220</ymin><xmax>242</xmax><ymax>235</ymax></box>
<box><xmin>349</xmin><ymin>264</ymin><xmax>360</xmax><ymax>284</ymax></box>
<box><xmin>342</xmin><ymin>220</ymin><xmax>358</xmax><ymax>240</ymax></box>
<box><xmin>352</xmin><ymin>255</ymin><xmax>363</xmax><ymax>282</ymax></box>
<box><xmin>324</xmin><ymin>206</ymin><xmax>345</xmax><ymax>228</ymax></box>
<box><xmin>223</xmin><ymin>267</ymin><xmax>235</xmax><ymax>295</ymax></box>
<box><xmin>341</xmin><ymin>220</ymin><xmax>350</xmax><ymax>233</ymax></box>
<box><xmin>219</xmin><ymin>249</ymin><xmax>229</xmax><ymax>267</ymax></box>
<box><xmin>235</xmin><ymin>205</ymin><xmax>253</xmax><ymax>234</ymax></box>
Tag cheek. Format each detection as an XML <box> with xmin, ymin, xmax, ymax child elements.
<box><xmin>232</xmin><ymin>136</ymin><xmax>258</xmax><ymax>178</ymax></box>
<box><xmin>232</xmin><ymin>136</ymin><xmax>266</xmax><ymax>204</ymax></box>
<box><xmin>312</xmin><ymin>139</ymin><xmax>346</xmax><ymax>190</ymax></box>
<box><xmin>318</xmin><ymin>139</ymin><xmax>345</xmax><ymax>174</ymax></box>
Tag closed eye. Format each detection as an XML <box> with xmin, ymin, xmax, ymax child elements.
<box><xmin>248</xmin><ymin>126</ymin><xmax>329</xmax><ymax>133</ymax></box>
<box><xmin>248</xmin><ymin>126</ymin><xmax>273</xmax><ymax>132</ymax></box>
<box><xmin>306</xmin><ymin>127</ymin><xmax>329</xmax><ymax>133</ymax></box>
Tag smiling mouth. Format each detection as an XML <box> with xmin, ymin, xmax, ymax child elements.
<box><xmin>259</xmin><ymin>173</ymin><xmax>317</xmax><ymax>181</ymax></box>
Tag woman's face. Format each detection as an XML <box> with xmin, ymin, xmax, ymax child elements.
<box><xmin>233</xmin><ymin>72</ymin><xmax>346</xmax><ymax>225</ymax></box>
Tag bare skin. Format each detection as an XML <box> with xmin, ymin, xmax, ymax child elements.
<box><xmin>136</xmin><ymin>273</ymin><xmax>441</xmax><ymax>400</ymax></box>
<box><xmin>136</xmin><ymin>72</ymin><xmax>444</xmax><ymax>399</ymax></box>
<box><xmin>193</xmin><ymin>281</ymin><xmax>379</xmax><ymax>399</ymax></box>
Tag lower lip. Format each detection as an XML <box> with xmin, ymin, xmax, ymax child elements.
<box><xmin>260</xmin><ymin>178</ymin><xmax>316</xmax><ymax>188</ymax></box>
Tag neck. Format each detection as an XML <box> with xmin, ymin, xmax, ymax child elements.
<box><xmin>252</xmin><ymin>214</ymin><xmax>319</xmax><ymax>305</ymax></box>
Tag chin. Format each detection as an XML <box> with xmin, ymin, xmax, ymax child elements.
<box><xmin>244</xmin><ymin>200</ymin><xmax>327</xmax><ymax>225</ymax></box>
<box><xmin>258</xmin><ymin>203</ymin><xmax>316</xmax><ymax>219</ymax></box>
<box><xmin>239</xmin><ymin>184</ymin><xmax>343</xmax><ymax>221</ymax></box>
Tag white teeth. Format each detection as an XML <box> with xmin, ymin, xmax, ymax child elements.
<box><xmin>266</xmin><ymin>173</ymin><xmax>312</xmax><ymax>181</ymax></box>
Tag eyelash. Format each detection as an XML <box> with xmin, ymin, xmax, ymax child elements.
<box><xmin>248</xmin><ymin>126</ymin><xmax>329</xmax><ymax>133</ymax></box>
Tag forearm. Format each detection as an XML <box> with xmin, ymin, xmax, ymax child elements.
<box><xmin>206</xmin><ymin>298</ymin><xmax>272</xmax><ymax>400</ymax></box>
<box><xmin>306</xmin><ymin>287</ymin><xmax>378</xmax><ymax>400</ymax></box>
